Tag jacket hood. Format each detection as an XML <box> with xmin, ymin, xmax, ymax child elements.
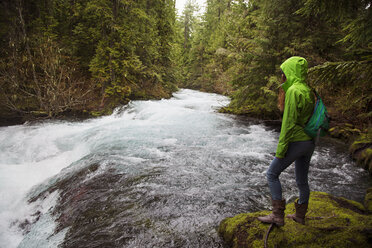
<box><xmin>280</xmin><ymin>56</ymin><xmax>308</xmax><ymax>92</ymax></box>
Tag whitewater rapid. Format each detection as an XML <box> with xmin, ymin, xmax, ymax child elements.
<box><xmin>0</xmin><ymin>89</ymin><xmax>369</xmax><ymax>247</ymax></box>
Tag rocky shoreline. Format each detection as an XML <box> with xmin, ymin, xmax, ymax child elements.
<box><xmin>329</xmin><ymin>124</ymin><xmax>372</xmax><ymax>175</ymax></box>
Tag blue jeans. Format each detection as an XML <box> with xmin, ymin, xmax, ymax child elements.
<box><xmin>267</xmin><ymin>140</ymin><xmax>315</xmax><ymax>204</ymax></box>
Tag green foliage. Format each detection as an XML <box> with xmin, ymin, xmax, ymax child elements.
<box><xmin>175</xmin><ymin>0</ymin><xmax>236</xmax><ymax>94</ymax></box>
<box><xmin>0</xmin><ymin>0</ymin><xmax>178</xmax><ymax>121</ymax></box>
<box><xmin>0</xmin><ymin>0</ymin><xmax>370</xmax><ymax>125</ymax></box>
<box><xmin>174</xmin><ymin>0</ymin><xmax>201</xmax><ymax>86</ymax></box>
<box><xmin>298</xmin><ymin>0</ymin><xmax>372</xmax><ymax>50</ymax></box>
<box><xmin>177</xmin><ymin>0</ymin><xmax>371</xmax><ymax>125</ymax></box>
<box><xmin>308</xmin><ymin>61</ymin><xmax>372</xmax><ymax>126</ymax></box>
<box><xmin>294</xmin><ymin>0</ymin><xmax>372</xmax><ymax>127</ymax></box>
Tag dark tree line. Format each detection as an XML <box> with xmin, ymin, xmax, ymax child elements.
<box><xmin>0</xmin><ymin>0</ymin><xmax>178</xmax><ymax>120</ymax></box>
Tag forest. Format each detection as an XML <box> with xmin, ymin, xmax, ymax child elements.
<box><xmin>0</xmin><ymin>0</ymin><xmax>371</xmax><ymax>130</ymax></box>
<box><xmin>0</xmin><ymin>1</ymin><xmax>372</xmax><ymax>247</ymax></box>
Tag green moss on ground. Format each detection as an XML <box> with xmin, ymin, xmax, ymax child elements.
<box><xmin>218</xmin><ymin>192</ymin><xmax>372</xmax><ymax>248</ymax></box>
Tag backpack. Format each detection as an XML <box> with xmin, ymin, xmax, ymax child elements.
<box><xmin>304</xmin><ymin>90</ymin><xmax>330</xmax><ymax>142</ymax></box>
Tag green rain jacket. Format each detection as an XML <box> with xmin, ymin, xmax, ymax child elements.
<box><xmin>275</xmin><ymin>56</ymin><xmax>315</xmax><ymax>158</ymax></box>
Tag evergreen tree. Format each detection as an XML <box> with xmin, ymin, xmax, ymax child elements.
<box><xmin>0</xmin><ymin>0</ymin><xmax>178</xmax><ymax>120</ymax></box>
<box><xmin>176</xmin><ymin>0</ymin><xmax>199</xmax><ymax>86</ymax></box>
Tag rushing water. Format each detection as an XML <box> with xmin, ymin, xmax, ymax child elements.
<box><xmin>0</xmin><ymin>89</ymin><xmax>370</xmax><ymax>248</ymax></box>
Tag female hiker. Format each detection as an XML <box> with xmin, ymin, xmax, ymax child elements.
<box><xmin>258</xmin><ymin>56</ymin><xmax>315</xmax><ymax>226</ymax></box>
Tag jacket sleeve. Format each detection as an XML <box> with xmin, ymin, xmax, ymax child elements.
<box><xmin>275</xmin><ymin>88</ymin><xmax>300</xmax><ymax>158</ymax></box>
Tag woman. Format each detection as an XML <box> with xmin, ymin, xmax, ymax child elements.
<box><xmin>258</xmin><ymin>56</ymin><xmax>315</xmax><ymax>226</ymax></box>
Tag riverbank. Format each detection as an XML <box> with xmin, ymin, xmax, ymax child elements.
<box><xmin>329</xmin><ymin>124</ymin><xmax>372</xmax><ymax>175</ymax></box>
<box><xmin>218</xmin><ymin>191</ymin><xmax>372</xmax><ymax>248</ymax></box>
<box><xmin>0</xmin><ymin>83</ymin><xmax>177</xmax><ymax>127</ymax></box>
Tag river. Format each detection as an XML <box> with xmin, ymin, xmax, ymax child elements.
<box><xmin>0</xmin><ymin>89</ymin><xmax>369</xmax><ymax>247</ymax></box>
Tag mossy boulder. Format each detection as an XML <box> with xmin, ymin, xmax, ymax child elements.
<box><xmin>219</xmin><ymin>104</ymin><xmax>278</xmax><ymax>120</ymax></box>
<box><xmin>365</xmin><ymin>188</ymin><xmax>372</xmax><ymax>213</ymax></box>
<box><xmin>349</xmin><ymin>131</ymin><xmax>372</xmax><ymax>175</ymax></box>
<box><xmin>218</xmin><ymin>192</ymin><xmax>372</xmax><ymax>248</ymax></box>
<box><xmin>329</xmin><ymin>123</ymin><xmax>362</xmax><ymax>142</ymax></box>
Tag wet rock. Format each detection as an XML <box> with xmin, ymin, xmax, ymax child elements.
<box><xmin>218</xmin><ymin>192</ymin><xmax>372</xmax><ymax>248</ymax></box>
<box><xmin>26</xmin><ymin>161</ymin><xmax>163</xmax><ymax>248</ymax></box>
<box><xmin>365</xmin><ymin>188</ymin><xmax>372</xmax><ymax>213</ymax></box>
<box><xmin>53</xmin><ymin>171</ymin><xmax>139</xmax><ymax>248</ymax></box>
<box><xmin>329</xmin><ymin>124</ymin><xmax>372</xmax><ymax>175</ymax></box>
<box><xmin>329</xmin><ymin>123</ymin><xmax>362</xmax><ymax>142</ymax></box>
<box><xmin>349</xmin><ymin>132</ymin><xmax>372</xmax><ymax>175</ymax></box>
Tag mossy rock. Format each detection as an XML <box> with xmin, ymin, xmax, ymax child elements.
<box><xmin>329</xmin><ymin>124</ymin><xmax>361</xmax><ymax>142</ymax></box>
<box><xmin>219</xmin><ymin>105</ymin><xmax>278</xmax><ymax>120</ymax></box>
<box><xmin>365</xmin><ymin>188</ymin><xmax>372</xmax><ymax>213</ymax></box>
<box><xmin>349</xmin><ymin>132</ymin><xmax>372</xmax><ymax>174</ymax></box>
<box><xmin>89</xmin><ymin>109</ymin><xmax>113</xmax><ymax>117</ymax></box>
<box><xmin>218</xmin><ymin>192</ymin><xmax>372</xmax><ymax>248</ymax></box>
<box><xmin>349</xmin><ymin>132</ymin><xmax>372</xmax><ymax>154</ymax></box>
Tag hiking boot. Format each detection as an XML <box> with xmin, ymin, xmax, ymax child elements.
<box><xmin>257</xmin><ymin>199</ymin><xmax>286</xmax><ymax>226</ymax></box>
<box><xmin>286</xmin><ymin>200</ymin><xmax>308</xmax><ymax>225</ymax></box>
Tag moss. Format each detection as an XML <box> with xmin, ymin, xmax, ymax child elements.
<box><xmin>131</xmin><ymin>90</ymin><xmax>147</xmax><ymax>99</ymax></box>
<box><xmin>30</xmin><ymin>110</ymin><xmax>49</xmax><ymax>117</ymax></box>
<box><xmin>218</xmin><ymin>104</ymin><xmax>278</xmax><ymax>120</ymax></box>
<box><xmin>90</xmin><ymin>108</ymin><xmax>114</xmax><ymax>117</ymax></box>
<box><xmin>218</xmin><ymin>213</ymin><xmax>251</xmax><ymax>244</ymax></box>
<box><xmin>365</xmin><ymin>188</ymin><xmax>372</xmax><ymax>213</ymax></box>
<box><xmin>219</xmin><ymin>192</ymin><xmax>372</xmax><ymax>248</ymax></box>
<box><xmin>329</xmin><ymin>124</ymin><xmax>362</xmax><ymax>142</ymax></box>
<box><xmin>361</xmin><ymin>148</ymin><xmax>372</xmax><ymax>171</ymax></box>
<box><xmin>349</xmin><ymin>131</ymin><xmax>372</xmax><ymax>173</ymax></box>
<box><xmin>349</xmin><ymin>134</ymin><xmax>371</xmax><ymax>154</ymax></box>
